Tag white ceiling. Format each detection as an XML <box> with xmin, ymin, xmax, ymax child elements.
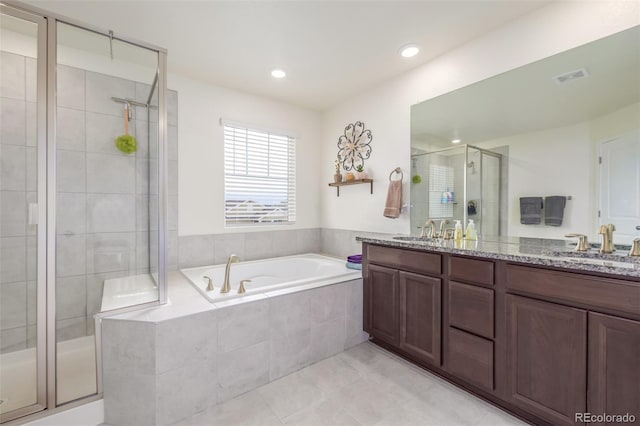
<box><xmin>25</xmin><ymin>0</ymin><xmax>549</xmax><ymax>110</ymax></box>
<box><xmin>411</xmin><ymin>25</ymin><xmax>640</xmax><ymax>148</ymax></box>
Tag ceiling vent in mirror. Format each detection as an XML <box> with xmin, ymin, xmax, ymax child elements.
<box><xmin>553</xmin><ymin>68</ymin><xmax>589</xmax><ymax>84</ymax></box>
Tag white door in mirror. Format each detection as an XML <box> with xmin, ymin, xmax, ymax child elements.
<box><xmin>599</xmin><ymin>130</ymin><xmax>640</xmax><ymax>244</ymax></box>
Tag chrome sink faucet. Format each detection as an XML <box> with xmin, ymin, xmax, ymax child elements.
<box><xmin>222</xmin><ymin>254</ymin><xmax>240</xmax><ymax>293</ymax></box>
<box><xmin>598</xmin><ymin>224</ymin><xmax>616</xmax><ymax>254</ymax></box>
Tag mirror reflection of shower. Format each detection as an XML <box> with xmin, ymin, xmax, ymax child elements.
<box><xmin>410</xmin><ymin>144</ymin><xmax>503</xmax><ymax>238</ymax></box>
<box><xmin>467</xmin><ymin>161</ymin><xmax>476</xmax><ymax>174</ymax></box>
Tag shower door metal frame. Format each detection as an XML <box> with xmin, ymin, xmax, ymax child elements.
<box><xmin>0</xmin><ymin>4</ymin><xmax>47</xmax><ymax>423</ymax></box>
<box><xmin>1</xmin><ymin>1</ymin><xmax>169</xmax><ymax>423</ymax></box>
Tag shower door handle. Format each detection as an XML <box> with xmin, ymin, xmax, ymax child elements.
<box><xmin>28</xmin><ymin>203</ymin><xmax>39</xmax><ymax>225</ymax></box>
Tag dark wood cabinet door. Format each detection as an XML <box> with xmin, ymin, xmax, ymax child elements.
<box><xmin>399</xmin><ymin>272</ymin><xmax>441</xmax><ymax>366</ymax></box>
<box><xmin>506</xmin><ymin>295</ymin><xmax>587</xmax><ymax>426</ymax></box>
<box><xmin>588</xmin><ymin>313</ymin><xmax>640</xmax><ymax>424</ymax></box>
<box><xmin>366</xmin><ymin>264</ymin><xmax>400</xmax><ymax>346</ymax></box>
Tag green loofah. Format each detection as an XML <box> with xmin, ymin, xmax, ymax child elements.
<box><xmin>412</xmin><ymin>175</ymin><xmax>422</xmax><ymax>184</ymax></box>
<box><xmin>115</xmin><ymin>134</ymin><xmax>137</xmax><ymax>154</ymax></box>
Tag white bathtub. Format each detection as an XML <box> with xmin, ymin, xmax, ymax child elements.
<box><xmin>181</xmin><ymin>253</ymin><xmax>360</xmax><ymax>302</ymax></box>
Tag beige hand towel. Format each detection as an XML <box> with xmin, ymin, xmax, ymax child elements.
<box><xmin>383</xmin><ymin>179</ymin><xmax>402</xmax><ymax>218</ymax></box>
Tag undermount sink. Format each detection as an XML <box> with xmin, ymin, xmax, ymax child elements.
<box><xmin>564</xmin><ymin>257</ymin><xmax>639</xmax><ymax>270</ymax></box>
<box><xmin>392</xmin><ymin>236</ymin><xmax>434</xmax><ymax>242</ymax></box>
<box><xmin>552</xmin><ymin>251</ymin><xmax>639</xmax><ymax>270</ymax></box>
<box><xmin>569</xmin><ymin>242</ymin><xmax>631</xmax><ymax>251</ymax></box>
<box><xmin>553</xmin><ymin>250</ymin><xmax>636</xmax><ymax>262</ymax></box>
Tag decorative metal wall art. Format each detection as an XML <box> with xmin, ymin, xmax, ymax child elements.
<box><xmin>337</xmin><ymin>121</ymin><xmax>372</xmax><ymax>171</ymax></box>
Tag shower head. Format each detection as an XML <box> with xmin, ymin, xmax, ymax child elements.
<box><xmin>467</xmin><ymin>161</ymin><xmax>476</xmax><ymax>174</ymax></box>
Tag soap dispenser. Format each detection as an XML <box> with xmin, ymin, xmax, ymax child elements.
<box><xmin>454</xmin><ymin>220</ymin><xmax>463</xmax><ymax>241</ymax></box>
<box><xmin>465</xmin><ymin>219</ymin><xmax>477</xmax><ymax>241</ymax></box>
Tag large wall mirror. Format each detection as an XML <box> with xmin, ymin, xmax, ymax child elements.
<box><xmin>410</xmin><ymin>26</ymin><xmax>640</xmax><ymax>244</ymax></box>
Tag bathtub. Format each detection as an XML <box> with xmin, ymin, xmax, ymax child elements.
<box><xmin>181</xmin><ymin>253</ymin><xmax>361</xmax><ymax>302</ymax></box>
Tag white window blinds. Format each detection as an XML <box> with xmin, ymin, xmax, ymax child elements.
<box><xmin>223</xmin><ymin>123</ymin><xmax>296</xmax><ymax>226</ymax></box>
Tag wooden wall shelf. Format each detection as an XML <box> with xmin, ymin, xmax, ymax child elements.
<box><xmin>328</xmin><ymin>179</ymin><xmax>373</xmax><ymax>197</ymax></box>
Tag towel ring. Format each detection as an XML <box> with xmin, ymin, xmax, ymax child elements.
<box><xmin>389</xmin><ymin>167</ymin><xmax>403</xmax><ymax>182</ymax></box>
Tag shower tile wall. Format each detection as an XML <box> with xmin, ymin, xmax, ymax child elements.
<box><xmin>55</xmin><ymin>64</ymin><xmax>179</xmax><ymax>340</ymax></box>
<box><xmin>0</xmin><ymin>51</ymin><xmax>37</xmax><ymax>353</ymax></box>
<box><xmin>0</xmin><ymin>50</ymin><xmax>179</xmax><ymax>352</ymax></box>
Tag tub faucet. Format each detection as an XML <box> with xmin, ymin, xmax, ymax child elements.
<box><xmin>222</xmin><ymin>254</ymin><xmax>240</xmax><ymax>293</ymax></box>
<box><xmin>598</xmin><ymin>224</ymin><xmax>616</xmax><ymax>254</ymax></box>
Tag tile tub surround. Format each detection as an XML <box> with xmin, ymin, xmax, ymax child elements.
<box><xmin>178</xmin><ymin>228</ymin><xmax>322</xmax><ymax>268</ymax></box>
<box><xmin>101</xmin><ymin>273</ymin><xmax>366</xmax><ymax>426</ymax></box>
<box><xmin>177</xmin><ymin>228</ymin><xmax>397</xmax><ymax>270</ymax></box>
<box><xmin>0</xmin><ymin>51</ymin><xmax>180</xmax><ymax>352</ymax></box>
<box><xmin>321</xmin><ymin>228</ymin><xmax>395</xmax><ymax>259</ymax></box>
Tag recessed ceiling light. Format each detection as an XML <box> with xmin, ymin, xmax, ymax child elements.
<box><xmin>451</xmin><ymin>139</ymin><xmax>461</xmax><ymax>144</ymax></box>
<box><xmin>400</xmin><ymin>44</ymin><xmax>420</xmax><ymax>58</ymax></box>
<box><xmin>271</xmin><ymin>69</ymin><xmax>286</xmax><ymax>79</ymax></box>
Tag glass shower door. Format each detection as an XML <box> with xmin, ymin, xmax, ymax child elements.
<box><xmin>54</xmin><ymin>22</ymin><xmax>162</xmax><ymax>404</ymax></box>
<box><xmin>0</xmin><ymin>5</ymin><xmax>46</xmax><ymax>421</ymax></box>
<box><xmin>480</xmin><ymin>152</ymin><xmax>501</xmax><ymax>237</ymax></box>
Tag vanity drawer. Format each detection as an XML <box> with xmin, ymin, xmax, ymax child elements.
<box><xmin>367</xmin><ymin>244</ymin><xmax>441</xmax><ymax>276</ymax></box>
<box><xmin>506</xmin><ymin>264</ymin><xmax>640</xmax><ymax>317</ymax></box>
<box><xmin>448</xmin><ymin>256</ymin><xmax>494</xmax><ymax>286</ymax></box>
<box><xmin>447</xmin><ymin>327</ymin><xmax>494</xmax><ymax>390</ymax></box>
<box><xmin>448</xmin><ymin>281</ymin><xmax>494</xmax><ymax>339</ymax></box>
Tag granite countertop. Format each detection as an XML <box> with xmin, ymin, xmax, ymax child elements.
<box><xmin>355</xmin><ymin>235</ymin><xmax>640</xmax><ymax>279</ymax></box>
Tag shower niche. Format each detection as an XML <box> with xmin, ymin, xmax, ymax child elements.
<box><xmin>410</xmin><ymin>144</ymin><xmax>503</xmax><ymax>237</ymax></box>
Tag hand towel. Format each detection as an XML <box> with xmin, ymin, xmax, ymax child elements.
<box><xmin>544</xmin><ymin>196</ymin><xmax>567</xmax><ymax>226</ymax></box>
<box><xmin>346</xmin><ymin>262</ymin><xmax>363</xmax><ymax>271</ymax></box>
<box><xmin>383</xmin><ymin>180</ymin><xmax>403</xmax><ymax>218</ymax></box>
<box><xmin>347</xmin><ymin>254</ymin><xmax>362</xmax><ymax>264</ymax></box>
<box><xmin>520</xmin><ymin>197</ymin><xmax>543</xmax><ymax>224</ymax></box>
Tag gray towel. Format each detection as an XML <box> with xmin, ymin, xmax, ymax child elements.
<box><xmin>520</xmin><ymin>197</ymin><xmax>543</xmax><ymax>224</ymax></box>
<box><xmin>545</xmin><ymin>196</ymin><xmax>567</xmax><ymax>226</ymax></box>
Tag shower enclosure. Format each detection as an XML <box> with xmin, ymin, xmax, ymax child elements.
<box><xmin>410</xmin><ymin>144</ymin><xmax>502</xmax><ymax>237</ymax></box>
<box><xmin>0</xmin><ymin>2</ymin><xmax>168</xmax><ymax>422</ymax></box>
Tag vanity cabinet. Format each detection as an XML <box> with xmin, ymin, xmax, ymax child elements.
<box><xmin>445</xmin><ymin>256</ymin><xmax>496</xmax><ymax>391</ymax></box>
<box><xmin>362</xmin><ymin>242</ymin><xmax>640</xmax><ymax>426</ymax></box>
<box><xmin>365</xmin><ymin>264</ymin><xmax>400</xmax><ymax>345</ymax></box>
<box><xmin>506</xmin><ymin>295</ymin><xmax>587</xmax><ymax>426</ymax></box>
<box><xmin>588</xmin><ymin>313</ymin><xmax>640</xmax><ymax>424</ymax></box>
<box><xmin>363</xmin><ymin>245</ymin><xmax>442</xmax><ymax>367</ymax></box>
<box><xmin>399</xmin><ymin>272</ymin><xmax>441</xmax><ymax>365</ymax></box>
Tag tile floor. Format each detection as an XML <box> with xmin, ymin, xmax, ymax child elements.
<box><xmin>175</xmin><ymin>342</ymin><xmax>527</xmax><ymax>426</ymax></box>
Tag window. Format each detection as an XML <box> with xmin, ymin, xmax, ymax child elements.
<box><xmin>224</xmin><ymin>122</ymin><xmax>296</xmax><ymax>226</ymax></box>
